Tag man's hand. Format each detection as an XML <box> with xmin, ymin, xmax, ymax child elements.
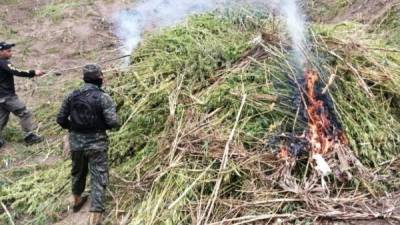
<box><xmin>35</xmin><ymin>70</ymin><xmax>45</xmax><ymax>76</ymax></box>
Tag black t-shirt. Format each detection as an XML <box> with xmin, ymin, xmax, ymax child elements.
<box><xmin>0</xmin><ymin>59</ymin><xmax>35</xmax><ymax>97</ymax></box>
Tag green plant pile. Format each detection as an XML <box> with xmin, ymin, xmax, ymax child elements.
<box><xmin>1</xmin><ymin>8</ymin><xmax>400</xmax><ymax>225</ymax></box>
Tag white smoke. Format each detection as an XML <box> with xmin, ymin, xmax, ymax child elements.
<box><xmin>280</xmin><ymin>0</ymin><xmax>307</xmax><ymax>67</ymax></box>
<box><xmin>114</xmin><ymin>0</ymin><xmax>308</xmax><ymax>66</ymax></box>
<box><xmin>116</xmin><ymin>0</ymin><xmax>213</xmax><ymax>54</ymax></box>
<box><xmin>114</xmin><ymin>0</ymin><xmax>273</xmax><ymax>54</ymax></box>
<box><xmin>115</xmin><ymin>0</ymin><xmax>223</xmax><ymax>55</ymax></box>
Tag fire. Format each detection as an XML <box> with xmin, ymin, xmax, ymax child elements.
<box><xmin>276</xmin><ymin>70</ymin><xmax>344</xmax><ymax>158</ymax></box>
<box><xmin>305</xmin><ymin>70</ymin><xmax>335</xmax><ymax>155</ymax></box>
<box><xmin>277</xmin><ymin>70</ymin><xmax>348</xmax><ymax>159</ymax></box>
<box><xmin>278</xmin><ymin>145</ymin><xmax>289</xmax><ymax>159</ymax></box>
<box><xmin>274</xmin><ymin>70</ymin><xmax>354</xmax><ymax>179</ymax></box>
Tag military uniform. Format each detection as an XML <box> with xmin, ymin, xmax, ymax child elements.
<box><xmin>57</xmin><ymin>74</ymin><xmax>119</xmax><ymax>214</ymax></box>
<box><xmin>0</xmin><ymin>58</ymin><xmax>41</xmax><ymax>145</ymax></box>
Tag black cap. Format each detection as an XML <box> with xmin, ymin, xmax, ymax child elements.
<box><xmin>0</xmin><ymin>42</ymin><xmax>15</xmax><ymax>51</ymax></box>
<box><xmin>83</xmin><ymin>64</ymin><xmax>102</xmax><ymax>82</ymax></box>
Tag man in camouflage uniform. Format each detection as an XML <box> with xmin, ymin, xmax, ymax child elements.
<box><xmin>56</xmin><ymin>64</ymin><xmax>119</xmax><ymax>225</ymax></box>
<box><xmin>0</xmin><ymin>41</ymin><xmax>45</xmax><ymax>147</ymax></box>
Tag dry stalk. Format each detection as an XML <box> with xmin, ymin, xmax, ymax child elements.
<box><xmin>206</xmin><ymin>213</ymin><xmax>295</xmax><ymax>225</ymax></box>
<box><xmin>168</xmin><ymin>161</ymin><xmax>215</xmax><ymax>210</ymax></box>
<box><xmin>322</xmin><ymin>73</ymin><xmax>337</xmax><ymax>94</ymax></box>
<box><xmin>1</xmin><ymin>201</ymin><xmax>15</xmax><ymax>225</ymax></box>
<box><xmin>199</xmin><ymin>93</ymin><xmax>247</xmax><ymax>225</ymax></box>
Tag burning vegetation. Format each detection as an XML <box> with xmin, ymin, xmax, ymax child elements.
<box><xmin>1</xmin><ymin>5</ymin><xmax>400</xmax><ymax>225</ymax></box>
<box><xmin>276</xmin><ymin>69</ymin><xmax>344</xmax><ymax>159</ymax></box>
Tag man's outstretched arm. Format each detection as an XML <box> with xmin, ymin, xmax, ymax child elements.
<box><xmin>0</xmin><ymin>61</ymin><xmax>44</xmax><ymax>78</ymax></box>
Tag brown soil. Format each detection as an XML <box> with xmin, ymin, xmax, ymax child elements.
<box><xmin>0</xmin><ymin>0</ymin><xmax>132</xmax><ymax>107</ymax></box>
<box><xmin>332</xmin><ymin>0</ymin><xmax>399</xmax><ymax>23</ymax></box>
<box><xmin>307</xmin><ymin>0</ymin><xmax>399</xmax><ymax>24</ymax></box>
<box><xmin>53</xmin><ymin>198</ymin><xmax>91</xmax><ymax>225</ymax></box>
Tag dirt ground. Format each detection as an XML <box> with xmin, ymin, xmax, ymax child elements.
<box><xmin>0</xmin><ymin>0</ymin><xmax>132</xmax><ymax>106</ymax></box>
<box><xmin>307</xmin><ymin>0</ymin><xmax>399</xmax><ymax>24</ymax></box>
<box><xmin>332</xmin><ymin>0</ymin><xmax>398</xmax><ymax>23</ymax></box>
<box><xmin>52</xmin><ymin>198</ymin><xmax>92</xmax><ymax>225</ymax></box>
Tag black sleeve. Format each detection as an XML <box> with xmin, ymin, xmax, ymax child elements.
<box><xmin>56</xmin><ymin>95</ymin><xmax>71</xmax><ymax>130</ymax></box>
<box><xmin>0</xmin><ymin>61</ymin><xmax>35</xmax><ymax>78</ymax></box>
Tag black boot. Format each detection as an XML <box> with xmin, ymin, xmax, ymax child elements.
<box><xmin>24</xmin><ymin>133</ymin><xmax>44</xmax><ymax>145</ymax></box>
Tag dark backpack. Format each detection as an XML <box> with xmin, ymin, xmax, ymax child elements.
<box><xmin>69</xmin><ymin>88</ymin><xmax>107</xmax><ymax>132</ymax></box>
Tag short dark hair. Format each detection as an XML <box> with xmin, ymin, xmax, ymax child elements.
<box><xmin>83</xmin><ymin>64</ymin><xmax>102</xmax><ymax>82</ymax></box>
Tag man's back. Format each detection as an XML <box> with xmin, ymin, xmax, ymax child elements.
<box><xmin>56</xmin><ymin>64</ymin><xmax>119</xmax><ymax>221</ymax></box>
<box><xmin>57</xmin><ymin>83</ymin><xmax>119</xmax><ymax>151</ymax></box>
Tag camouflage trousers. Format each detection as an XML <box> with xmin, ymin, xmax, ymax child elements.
<box><xmin>71</xmin><ymin>150</ymin><xmax>109</xmax><ymax>212</ymax></box>
<box><xmin>0</xmin><ymin>95</ymin><xmax>36</xmax><ymax>137</ymax></box>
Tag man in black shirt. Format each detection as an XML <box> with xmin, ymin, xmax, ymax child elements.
<box><xmin>0</xmin><ymin>41</ymin><xmax>45</xmax><ymax>147</ymax></box>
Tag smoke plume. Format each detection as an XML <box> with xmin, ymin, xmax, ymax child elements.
<box><xmin>280</xmin><ymin>0</ymin><xmax>307</xmax><ymax>67</ymax></box>
<box><xmin>114</xmin><ymin>0</ymin><xmax>308</xmax><ymax>66</ymax></box>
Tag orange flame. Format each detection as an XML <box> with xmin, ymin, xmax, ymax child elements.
<box><xmin>275</xmin><ymin>70</ymin><xmax>347</xmax><ymax>159</ymax></box>
<box><xmin>278</xmin><ymin>145</ymin><xmax>289</xmax><ymax>159</ymax></box>
<box><xmin>305</xmin><ymin>70</ymin><xmax>334</xmax><ymax>154</ymax></box>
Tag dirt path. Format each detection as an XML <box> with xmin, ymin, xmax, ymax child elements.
<box><xmin>53</xmin><ymin>199</ymin><xmax>91</xmax><ymax>225</ymax></box>
<box><xmin>0</xmin><ymin>0</ymin><xmax>132</xmax><ymax>107</ymax></box>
